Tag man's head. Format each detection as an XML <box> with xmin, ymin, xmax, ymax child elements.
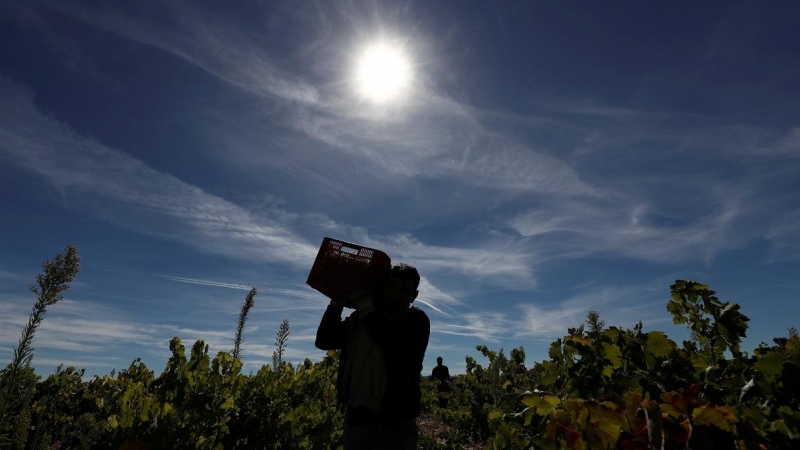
<box><xmin>437</xmin><ymin>356</ymin><xmax>443</xmax><ymax>365</ymax></box>
<box><xmin>380</xmin><ymin>263</ymin><xmax>419</xmax><ymax>314</ymax></box>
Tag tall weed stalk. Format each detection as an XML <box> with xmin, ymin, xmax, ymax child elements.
<box><xmin>0</xmin><ymin>246</ymin><xmax>81</xmax><ymax>447</ymax></box>
<box><xmin>272</xmin><ymin>319</ymin><xmax>290</xmax><ymax>369</ymax></box>
<box><xmin>231</xmin><ymin>287</ymin><xmax>257</xmax><ymax>360</ymax></box>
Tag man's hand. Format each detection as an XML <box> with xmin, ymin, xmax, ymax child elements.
<box><xmin>329</xmin><ymin>288</ymin><xmax>373</xmax><ymax>314</ymax></box>
<box><xmin>329</xmin><ymin>297</ymin><xmax>346</xmax><ymax>308</ymax></box>
<box><xmin>348</xmin><ymin>288</ymin><xmax>374</xmax><ymax>314</ymax></box>
<box><xmin>350</xmin><ymin>294</ymin><xmax>371</xmax><ymax>311</ymax></box>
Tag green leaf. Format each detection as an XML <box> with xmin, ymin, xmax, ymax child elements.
<box><xmin>549</xmin><ymin>339</ymin><xmax>563</xmax><ymax>360</ymax></box>
<box><xmin>772</xmin><ymin>419</ymin><xmax>796</xmax><ymax>439</ymax></box>
<box><xmin>645</xmin><ymin>331</ymin><xmax>674</xmax><ymax>358</ymax></box>
<box><xmin>140</xmin><ymin>397</ymin><xmax>152</xmax><ymax>422</ymax></box>
<box><xmin>544</xmin><ymin>395</ymin><xmax>561</xmax><ymax>407</ymax></box>
<box><xmin>522</xmin><ymin>407</ymin><xmax>537</xmax><ymax>427</ymax></box>
<box><xmin>603</xmin><ymin>343</ymin><xmax>622</xmax><ymax>369</ymax></box>
<box><xmin>777</xmin><ymin>406</ymin><xmax>800</xmax><ymax>437</ymax></box>
<box><xmin>754</xmin><ymin>350</ymin><xmax>784</xmax><ymax>376</ymax></box>
<box><xmin>617</xmin><ymin>392</ymin><xmax>645</xmax><ymax>435</ymax></box>
<box><xmin>587</xmin><ymin>405</ymin><xmax>623</xmax><ymax>448</ymax></box>
<box><xmin>692</xmin><ymin>405</ymin><xmax>737</xmax><ymax>432</ymax></box>
<box><xmin>520</xmin><ymin>393</ymin><xmax>540</xmax><ymax>408</ymax></box>
<box><xmin>221</xmin><ymin>396</ymin><xmax>235</xmax><ymax>410</ymax></box>
<box><xmin>521</xmin><ymin>393</ymin><xmax>560</xmax><ymax>415</ymax></box>
<box><xmin>660</xmin><ymin>391</ymin><xmax>688</xmax><ymax>418</ymax></box>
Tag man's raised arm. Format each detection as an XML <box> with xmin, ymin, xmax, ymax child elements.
<box><xmin>314</xmin><ymin>301</ymin><xmax>348</xmax><ymax>350</ymax></box>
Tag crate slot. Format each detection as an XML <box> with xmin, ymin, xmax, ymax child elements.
<box><xmin>340</xmin><ymin>246</ymin><xmax>359</xmax><ymax>255</ymax></box>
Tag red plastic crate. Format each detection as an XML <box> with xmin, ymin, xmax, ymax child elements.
<box><xmin>306</xmin><ymin>237</ymin><xmax>391</xmax><ymax>303</ymax></box>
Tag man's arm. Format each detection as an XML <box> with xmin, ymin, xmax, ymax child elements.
<box><xmin>314</xmin><ymin>303</ymin><xmax>348</xmax><ymax>350</ymax></box>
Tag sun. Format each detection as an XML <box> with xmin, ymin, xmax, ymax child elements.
<box><xmin>355</xmin><ymin>42</ymin><xmax>412</xmax><ymax>103</ymax></box>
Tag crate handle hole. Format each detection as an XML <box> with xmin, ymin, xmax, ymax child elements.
<box><xmin>340</xmin><ymin>246</ymin><xmax>359</xmax><ymax>255</ymax></box>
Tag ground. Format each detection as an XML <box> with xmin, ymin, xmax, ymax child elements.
<box><xmin>417</xmin><ymin>412</ymin><xmax>483</xmax><ymax>449</ymax></box>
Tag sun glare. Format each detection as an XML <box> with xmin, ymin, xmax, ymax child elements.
<box><xmin>356</xmin><ymin>42</ymin><xmax>412</xmax><ymax>103</ymax></box>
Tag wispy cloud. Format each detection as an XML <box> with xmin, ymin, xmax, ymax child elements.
<box><xmin>57</xmin><ymin>0</ymin><xmax>800</xmax><ymax>288</ymax></box>
<box><xmin>432</xmin><ymin>279</ymin><xmax>673</xmax><ymax>344</ymax></box>
<box><xmin>0</xmin><ymin>79</ymin><xmax>319</xmax><ymax>269</ymax></box>
<box><xmin>53</xmin><ymin>0</ymin><xmax>796</xmax><ymax>276</ymax></box>
<box><xmin>436</xmin><ymin>312</ymin><xmax>511</xmax><ymax>343</ymax></box>
<box><xmin>508</xmin><ymin>193</ymin><xmax>743</xmax><ymax>264</ymax></box>
<box><xmin>49</xmin><ymin>1</ymin><xmax>320</xmax><ymax>105</ymax></box>
<box><xmin>775</xmin><ymin>127</ymin><xmax>800</xmax><ymax>157</ymax></box>
<box><xmin>0</xmin><ymin>294</ymin><xmax>310</xmax><ymax>375</ymax></box>
<box><xmin>0</xmin><ymin>75</ymin><xmax>544</xmax><ymax>307</ymax></box>
<box><xmin>306</xmin><ymin>221</ymin><xmax>536</xmax><ymax>285</ymax></box>
<box><xmin>514</xmin><ymin>286</ymin><xmax>660</xmax><ymax>339</ymax></box>
<box><xmin>765</xmin><ymin>209</ymin><xmax>800</xmax><ymax>263</ymax></box>
<box><xmin>47</xmin><ymin>0</ymin><xmax>597</xmax><ymax>203</ymax></box>
<box><xmin>1</xmin><ymin>297</ymin><xmax>160</xmax><ymax>368</ymax></box>
<box><xmin>12</xmin><ymin>2</ymin><xmax>642</xmax><ymax>289</ymax></box>
<box><xmin>34</xmin><ymin>357</ymin><xmax>124</xmax><ymax>370</ymax></box>
<box><xmin>0</xmin><ymin>269</ymin><xmax>27</xmax><ymax>283</ymax></box>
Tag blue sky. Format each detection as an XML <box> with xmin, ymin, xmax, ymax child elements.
<box><xmin>1</xmin><ymin>0</ymin><xmax>799</xmax><ymax>378</ymax></box>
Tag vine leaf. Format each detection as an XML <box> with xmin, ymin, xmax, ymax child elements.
<box><xmin>645</xmin><ymin>332</ymin><xmax>674</xmax><ymax>359</ymax></box>
<box><xmin>692</xmin><ymin>405</ymin><xmax>738</xmax><ymax>432</ymax></box>
<box><xmin>754</xmin><ymin>351</ymin><xmax>784</xmax><ymax>376</ymax></box>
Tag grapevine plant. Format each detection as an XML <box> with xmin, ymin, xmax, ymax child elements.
<box><xmin>20</xmin><ymin>342</ymin><xmax>343</xmax><ymax>449</ymax></box>
<box><xmin>483</xmin><ymin>281</ymin><xmax>800</xmax><ymax>449</ymax></box>
<box><xmin>1</xmin><ymin>247</ymin><xmax>797</xmax><ymax>449</ymax></box>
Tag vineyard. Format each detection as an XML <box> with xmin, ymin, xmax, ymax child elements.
<box><xmin>1</xmin><ymin>247</ymin><xmax>798</xmax><ymax>449</ymax></box>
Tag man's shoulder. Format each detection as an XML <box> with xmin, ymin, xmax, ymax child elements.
<box><xmin>409</xmin><ymin>306</ymin><xmax>430</xmax><ymax>323</ymax></box>
<box><xmin>410</xmin><ymin>305</ymin><xmax>428</xmax><ymax>316</ymax></box>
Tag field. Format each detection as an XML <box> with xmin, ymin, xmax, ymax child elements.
<box><xmin>1</xmin><ymin>247</ymin><xmax>798</xmax><ymax>449</ymax></box>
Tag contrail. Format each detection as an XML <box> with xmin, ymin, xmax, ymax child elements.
<box><xmin>163</xmin><ymin>276</ymin><xmax>252</xmax><ymax>290</ymax></box>
<box><xmin>415</xmin><ymin>299</ymin><xmax>451</xmax><ymax>317</ymax></box>
<box><xmin>163</xmin><ymin>276</ymin><xmax>320</xmax><ymax>300</ymax></box>
<box><xmin>164</xmin><ymin>276</ymin><xmax>452</xmax><ymax>312</ymax></box>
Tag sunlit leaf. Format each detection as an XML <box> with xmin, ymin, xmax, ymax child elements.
<box><xmin>754</xmin><ymin>350</ymin><xmax>784</xmax><ymax>376</ymax></box>
<box><xmin>603</xmin><ymin>343</ymin><xmax>623</xmax><ymax>369</ymax></box>
<box><xmin>692</xmin><ymin>405</ymin><xmax>737</xmax><ymax>431</ymax></box>
<box><xmin>645</xmin><ymin>331</ymin><xmax>674</xmax><ymax>358</ymax></box>
<box><xmin>549</xmin><ymin>339</ymin><xmax>563</xmax><ymax>360</ymax></box>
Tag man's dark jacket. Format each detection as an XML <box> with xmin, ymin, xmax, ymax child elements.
<box><xmin>315</xmin><ymin>304</ymin><xmax>430</xmax><ymax>423</ymax></box>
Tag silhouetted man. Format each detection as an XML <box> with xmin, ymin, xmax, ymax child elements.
<box><xmin>315</xmin><ymin>264</ymin><xmax>430</xmax><ymax>450</ymax></box>
<box><xmin>430</xmin><ymin>356</ymin><xmax>451</xmax><ymax>408</ymax></box>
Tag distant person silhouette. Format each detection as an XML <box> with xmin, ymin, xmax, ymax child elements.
<box><xmin>430</xmin><ymin>356</ymin><xmax>451</xmax><ymax>408</ymax></box>
<box><xmin>315</xmin><ymin>263</ymin><xmax>430</xmax><ymax>450</ymax></box>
